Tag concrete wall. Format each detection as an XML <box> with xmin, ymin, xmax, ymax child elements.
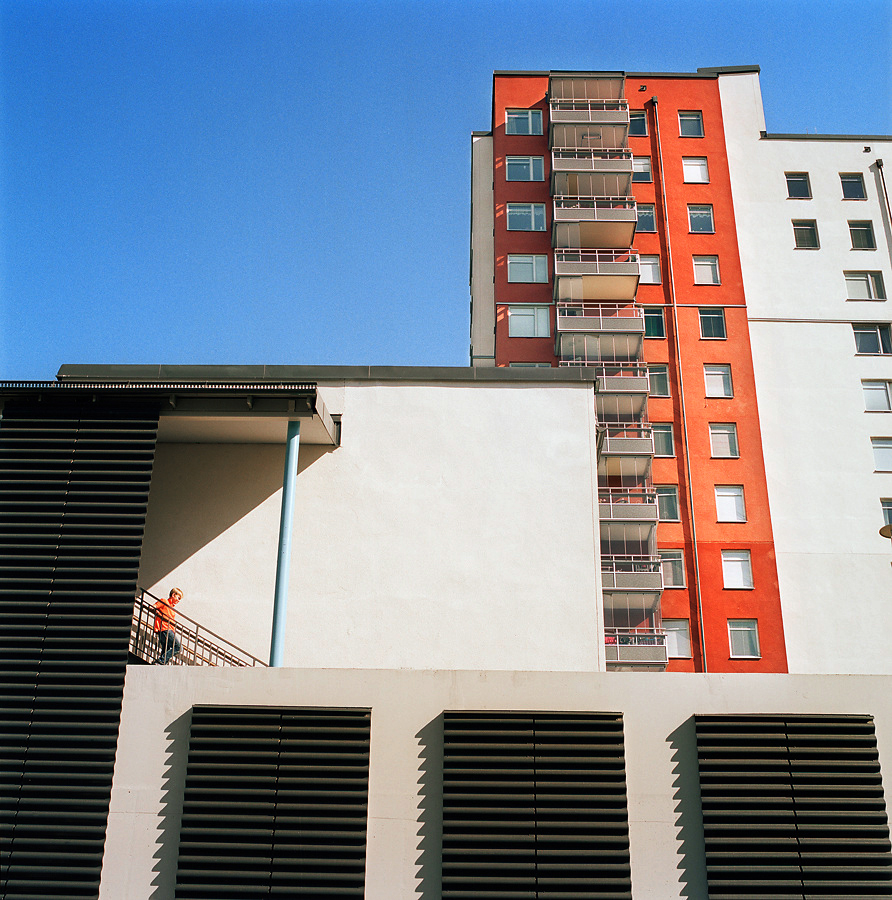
<box><xmin>100</xmin><ymin>665</ymin><xmax>892</xmax><ymax>900</ymax></box>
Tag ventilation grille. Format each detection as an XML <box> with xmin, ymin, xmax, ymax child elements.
<box><xmin>176</xmin><ymin>706</ymin><xmax>371</xmax><ymax>899</ymax></box>
<box><xmin>442</xmin><ymin>710</ymin><xmax>632</xmax><ymax>899</ymax></box>
<box><xmin>696</xmin><ymin>714</ymin><xmax>892</xmax><ymax>898</ymax></box>
<box><xmin>0</xmin><ymin>400</ymin><xmax>159</xmax><ymax>899</ymax></box>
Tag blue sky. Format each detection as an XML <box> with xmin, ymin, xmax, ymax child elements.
<box><xmin>2</xmin><ymin>0</ymin><xmax>890</xmax><ymax>380</ymax></box>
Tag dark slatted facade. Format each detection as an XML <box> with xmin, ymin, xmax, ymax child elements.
<box><xmin>696</xmin><ymin>714</ymin><xmax>892</xmax><ymax>899</ymax></box>
<box><xmin>441</xmin><ymin>710</ymin><xmax>632</xmax><ymax>899</ymax></box>
<box><xmin>176</xmin><ymin>706</ymin><xmax>371</xmax><ymax>899</ymax></box>
<box><xmin>0</xmin><ymin>399</ymin><xmax>159</xmax><ymax>899</ymax></box>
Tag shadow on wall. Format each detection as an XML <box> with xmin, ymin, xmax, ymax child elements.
<box><xmin>415</xmin><ymin>714</ymin><xmax>444</xmax><ymax>899</ymax></box>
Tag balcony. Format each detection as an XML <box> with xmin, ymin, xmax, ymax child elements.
<box><xmin>553</xmin><ymin>197</ymin><xmax>637</xmax><ymax>249</ymax></box>
<box><xmin>553</xmin><ymin>249</ymin><xmax>640</xmax><ymax>302</ymax></box>
<box><xmin>556</xmin><ymin>304</ymin><xmax>643</xmax><ymax>361</ymax></box>
<box><xmin>552</xmin><ymin>148</ymin><xmax>632</xmax><ymax>175</ymax></box>
<box><xmin>599</xmin><ymin>423</ymin><xmax>653</xmax><ymax>456</ymax></box>
<box><xmin>599</xmin><ymin>489</ymin><xmax>658</xmax><ymax>523</ymax></box>
<box><xmin>549</xmin><ymin>97</ymin><xmax>630</xmax><ymax>126</ymax></box>
<box><xmin>552</xmin><ymin>171</ymin><xmax>633</xmax><ymax>200</ymax></box>
<box><xmin>604</xmin><ymin>628</ymin><xmax>668</xmax><ymax>669</ymax></box>
<box><xmin>550</xmin><ymin>123</ymin><xmax>629</xmax><ymax>152</ymax></box>
<box><xmin>601</xmin><ymin>555</ymin><xmax>663</xmax><ymax>593</ymax></box>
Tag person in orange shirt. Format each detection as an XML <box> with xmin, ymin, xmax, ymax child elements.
<box><xmin>153</xmin><ymin>587</ymin><xmax>183</xmax><ymax>665</ymax></box>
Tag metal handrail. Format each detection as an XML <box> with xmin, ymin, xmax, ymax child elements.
<box><xmin>554</xmin><ymin>196</ymin><xmax>637</xmax><ymax>209</ymax></box>
<box><xmin>552</xmin><ymin>148</ymin><xmax>632</xmax><ymax>160</ymax></box>
<box><xmin>557</xmin><ymin>302</ymin><xmax>643</xmax><ymax>318</ymax></box>
<box><xmin>604</xmin><ymin>423</ymin><xmax>652</xmax><ymax>439</ymax></box>
<box><xmin>554</xmin><ymin>248</ymin><xmax>639</xmax><ymax>264</ymax></box>
<box><xmin>604</xmin><ymin>627</ymin><xmax>666</xmax><ymax>646</ymax></box>
<box><xmin>601</xmin><ymin>555</ymin><xmax>662</xmax><ymax>574</ymax></box>
<box><xmin>599</xmin><ymin>489</ymin><xmax>657</xmax><ymax>504</ymax></box>
<box><xmin>550</xmin><ymin>99</ymin><xmax>629</xmax><ymax>112</ymax></box>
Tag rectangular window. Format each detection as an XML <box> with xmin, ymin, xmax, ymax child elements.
<box><xmin>506</xmin><ymin>156</ymin><xmax>544</xmax><ymax>182</ymax></box>
<box><xmin>632</xmin><ymin>156</ymin><xmax>652</xmax><ymax>182</ymax></box>
<box><xmin>507</xmin><ymin>202</ymin><xmax>546</xmax><ymax>231</ymax></box>
<box><xmin>722</xmin><ymin>551</ymin><xmax>753</xmax><ymax>589</ymax></box>
<box><xmin>850</xmin><ymin>221</ymin><xmax>876</xmax><ymax>250</ymax></box>
<box><xmin>853</xmin><ymin>324</ymin><xmax>892</xmax><ymax>355</ymax></box>
<box><xmin>628</xmin><ymin>110</ymin><xmax>647</xmax><ymax>136</ymax></box>
<box><xmin>710</xmin><ymin>423</ymin><xmax>739</xmax><ymax>458</ymax></box>
<box><xmin>639</xmin><ymin>255</ymin><xmax>661</xmax><ymax>284</ymax></box>
<box><xmin>845</xmin><ymin>271</ymin><xmax>886</xmax><ymax>300</ymax></box>
<box><xmin>507</xmin><ymin>305</ymin><xmax>550</xmax><ymax>338</ymax></box>
<box><xmin>656</xmin><ymin>485</ymin><xmax>680</xmax><ymax>521</ymax></box>
<box><xmin>704</xmin><ymin>364</ymin><xmax>733</xmax><ymax>397</ymax></box>
<box><xmin>840</xmin><ymin>173</ymin><xmax>866</xmax><ymax>199</ymax></box>
<box><xmin>648</xmin><ymin>364</ymin><xmax>670</xmax><ymax>397</ymax></box>
<box><xmin>678</xmin><ymin>110</ymin><xmax>704</xmax><ymax>137</ymax></box>
<box><xmin>699</xmin><ymin>308</ymin><xmax>727</xmax><ymax>339</ymax></box>
<box><xmin>682</xmin><ymin>157</ymin><xmax>709</xmax><ymax>183</ymax></box>
<box><xmin>882</xmin><ymin>499</ymin><xmax>892</xmax><ymax>526</ymax></box>
<box><xmin>728</xmin><ymin>618</ymin><xmax>760</xmax><ymax>655</ymax></box>
<box><xmin>793</xmin><ymin>220</ymin><xmax>820</xmax><ymax>249</ymax></box>
<box><xmin>872</xmin><ymin>438</ymin><xmax>892</xmax><ymax>471</ymax></box>
<box><xmin>693</xmin><ymin>256</ymin><xmax>720</xmax><ymax>285</ymax></box>
<box><xmin>506</xmin><ymin>109</ymin><xmax>543</xmax><ymax>135</ymax></box>
<box><xmin>652</xmin><ymin>422</ymin><xmax>675</xmax><ymax>456</ymax></box>
<box><xmin>663</xmin><ymin>619</ymin><xmax>692</xmax><ymax>657</ymax></box>
<box><xmin>636</xmin><ymin>203</ymin><xmax>656</xmax><ymax>232</ymax></box>
<box><xmin>863</xmin><ymin>380</ymin><xmax>892</xmax><ymax>411</ymax></box>
<box><xmin>785</xmin><ymin>172</ymin><xmax>811</xmax><ymax>198</ymax></box>
<box><xmin>507</xmin><ymin>254</ymin><xmax>548</xmax><ymax>283</ymax></box>
<box><xmin>715</xmin><ymin>485</ymin><xmax>746</xmax><ymax>522</ymax></box>
<box><xmin>659</xmin><ymin>550</ymin><xmax>685</xmax><ymax>587</ymax></box>
<box><xmin>688</xmin><ymin>204</ymin><xmax>714</xmax><ymax>233</ymax></box>
<box><xmin>643</xmin><ymin>306</ymin><xmax>666</xmax><ymax>338</ymax></box>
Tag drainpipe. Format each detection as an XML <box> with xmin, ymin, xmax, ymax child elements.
<box><xmin>269</xmin><ymin>419</ymin><xmax>301</xmax><ymax>666</ymax></box>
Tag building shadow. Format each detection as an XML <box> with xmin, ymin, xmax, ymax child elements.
<box><xmin>415</xmin><ymin>714</ymin><xmax>444</xmax><ymax>899</ymax></box>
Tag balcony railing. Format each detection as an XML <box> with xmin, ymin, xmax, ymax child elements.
<box><xmin>599</xmin><ymin>423</ymin><xmax>654</xmax><ymax>455</ymax></box>
<box><xmin>604</xmin><ymin>628</ymin><xmax>668</xmax><ymax>667</ymax></box>
<box><xmin>601</xmin><ymin>555</ymin><xmax>663</xmax><ymax>591</ymax></box>
<box><xmin>554</xmin><ymin>249</ymin><xmax>639</xmax><ymax>277</ymax></box>
<box><xmin>556</xmin><ymin>302</ymin><xmax>643</xmax><ymax>334</ymax></box>
<box><xmin>599</xmin><ymin>489</ymin><xmax>658</xmax><ymax>521</ymax></box>
<box><xmin>553</xmin><ymin>196</ymin><xmax>637</xmax><ymax>222</ymax></box>
<box><xmin>552</xmin><ymin>148</ymin><xmax>633</xmax><ymax>173</ymax></box>
<box><xmin>549</xmin><ymin>98</ymin><xmax>630</xmax><ymax>125</ymax></box>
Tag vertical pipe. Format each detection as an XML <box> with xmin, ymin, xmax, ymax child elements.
<box><xmin>269</xmin><ymin>419</ymin><xmax>301</xmax><ymax>667</ymax></box>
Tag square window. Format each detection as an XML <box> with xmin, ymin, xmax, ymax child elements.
<box><xmin>507</xmin><ymin>254</ymin><xmax>548</xmax><ymax>283</ymax></box>
<box><xmin>699</xmin><ymin>308</ymin><xmax>726</xmax><ymax>339</ymax></box>
<box><xmin>853</xmin><ymin>324</ymin><xmax>892</xmax><ymax>355</ymax></box>
<box><xmin>863</xmin><ymin>381</ymin><xmax>892</xmax><ymax>411</ymax></box>
<box><xmin>506</xmin><ymin>156</ymin><xmax>544</xmax><ymax>182</ymax></box>
<box><xmin>840</xmin><ymin>173</ymin><xmax>866</xmax><ymax>199</ymax></box>
<box><xmin>632</xmin><ymin>156</ymin><xmax>652</xmax><ymax>182</ymax></box>
<box><xmin>785</xmin><ymin>172</ymin><xmax>811</xmax><ymax>198</ymax></box>
<box><xmin>688</xmin><ymin>204</ymin><xmax>714</xmax><ymax>233</ymax></box>
<box><xmin>682</xmin><ymin>157</ymin><xmax>709</xmax><ymax>183</ymax></box>
<box><xmin>709</xmin><ymin>423</ymin><xmax>739</xmax><ymax>458</ymax></box>
<box><xmin>649</xmin><ymin>364</ymin><xmax>670</xmax><ymax>397</ymax></box>
<box><xmin>652</xmin><ymin>423</ymin><xmax>675</xmax><ymax>456</ymax></box>
<box><xmin>639</xmin><ymin>255</ymin><xmax>661</xmax><ymax>284</ymax></box>
<box><xmin>793</xmin><ymin>220</ymin><xmax>820</xmax><ymax>249</ymax></box>
<box><xmin>507</xmin><ymin>203</ymin><xmax>546</xmax><ymax>231</ymax></box>
<box><xmin>636</xmin><ymin>203</ymin><xmax>656</xmax><ymax>233</ymax></box>
<box><xmin>704</xmin><ymin>364</ymin><xmax>733</xmax><ymax>397</ymax></box>
<box><xmin>850</xmin><ymin>221</ymin><xmax>876</xmax><ymax>250</ymax></box>
<box><xmin>659</xmin><ymin>550</ymin><xmax>685</xmax><ymax>587</ymax></box>
<box><xmin>728</xmin><ymin>618</ymin><xmax>760</xmax><ymax>656</ymax></box>
<box><xmin>678</xmin><ymin>111</ymin><xmax>704</xmax><ymax>138</ymax></box>
<box><xmin>663</xmin><ymin>618</ymin><xmax>692</xmax><ymax>657</ymax></box>
<box><xmin>694</xmin><ymin>256</ymin><xmax>720</xmax><ymax>285</ymax></box>
<box><xmin>845</xmin><ymin>271</ymin><xmax>886</xmax><ymax>300</ymax></box>
<box><xmin>722</xmin><ymin>552</ymin><xmax>753</xmax><ymax>590</ymax></box>
<box><xmin>882</xmin><ymin>498</ymin><xmax>892</xmax><ymax>526</ymax></box>
<box><xmin>656</xmin><ymin>485</ymin><xmax>680</xmax><ymax>521</ymax></box>
<box><xmin>643</xmin><ymin>306</ymin><xmax>666</xmax><ymax>338</ymax></box>
<box><xmin>629</xmin><ymin>111</ymin><xmax>647</xmax><ymax>136</ymax></box>
<box><xmin>507</xmin><ymin>305</ymin><xmax>550</xmax><ymax>338</ymax></box>
<box><xmin>872</xmin><ymin>438</ymin><xmax>892</xmax><ymax>471</ymax></box>
<box><xmin>506</xmin><ymin>109</ymin><xmax>543</xmax><ymax>135</ymax></box>
<box><xmin>715</xmin><ymin>485</ymin><xmax>746</xmax><ymax>522</ymax></box>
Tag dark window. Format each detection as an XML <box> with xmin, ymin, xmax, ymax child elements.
<box><xmin>628</xmin><ymin>111</ymin><xmax>647</xmax><ymax>136</ymax></box>
<box><xmin>793</xmin><ymin>220</ymin><xmax>819</xmax><ymax>249</ymax></box>
<box><xmin>699</xmin><ymin>308</ymin><xmax>727</xmax><ymax>339</ymax></box>
<box><xmin>678</xmin><ymin>111</ymin><xmax>704</xmax><ymax>137</ymax></box>
<box><xmin>853</xmin><ymin>324</ymin><xmax>892</xmax><ymax>355</ymax></box>
<box><xmin>643</xmin><ymin>306</ymin><xmax>666</xmax><ymax>338</ymax></box>
<box><xmin>636</xmin><ymin>203</ymin><xmax>656</xmax><ymax>232</ymax></box>
<box><xmin>850</xmin><ymin>221</ymin><xmax>876</xmax><ymax>250</ymax></box>
<box><xmin>785</xmin><ymin>172</ymin><xmax>811</xmax><ymax>198</ymax></box>
<box><xmin>841</xmin><ymin>173</ymin><xmax>866</xmax><ymax>199</ymax></box>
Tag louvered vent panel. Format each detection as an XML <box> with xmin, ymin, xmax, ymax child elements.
<box><xmin>696</xmin><ymin>714</ymin><xmax>892</xmax><ymax>899</ymax></box>
<box><xmin>0</xmin><ymin>400</ymin><xmax>159</xmax><ymax>900</ymax></box>
<box><xmin>176</xmin><ymin>706</ymin><xmax>371</xmax><ymax>899</ymax></box>
<box><xmin>442</xmin><ymin>711</ymin><xmax>632</xmax><ymax>900</ymax></box>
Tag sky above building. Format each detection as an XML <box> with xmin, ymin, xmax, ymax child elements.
<box><xmin>2</xmin><ymin>0</ymin><xmax>890</xmax><ymax>380</ymax></box>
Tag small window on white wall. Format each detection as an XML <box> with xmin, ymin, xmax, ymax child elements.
<box><xmin>663</xmin><ymin>619</ymin><xmax>692</xmax><ymax>658</ymax></box>
<box><xmin>639</xmin><ymin>255</ymin><xmax>661</xmax><ymax>284</ymax></box>
<box><xmin>715</xmin><ymin>485</ymin><xmax>746</xmax><ymax>522</ymax></box>
<box><xmin>507</xmin><ymin>306</ymin><xmax>550</xmax><ymax>338</ymax></box>
<box><xmin>721</xmin><ymin>550</ymin><xmax>753</xmax><ymax>589</ymax></box>
<box><xmin>863</xmin><ymin>381</ymin><xmax>892</xmax><ymax>411</ymax></box>
<box><xmin>872</xmin><ymin>438</ymin><xmax>892</xmax><ymax>471</ymax></box>
<box><xmin>728</xmin><ymin>619</ymin><xmax>760</xmax><ymax>657</ymax></box>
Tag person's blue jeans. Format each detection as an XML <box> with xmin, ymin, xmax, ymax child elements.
<box><xmin>157</xmin><ymin>630</ymin><xmax>181</xmax><ymax>665</ymax></box>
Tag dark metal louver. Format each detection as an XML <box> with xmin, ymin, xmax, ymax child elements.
<box><xmin>695</xmin><ymin>714</ymin><xmax>892</xmax><ymax>898</ymax></box>
<box><xmin>441</xmin><ymin>710</ymin><xmax>632</xmax><ymax>899</ymax></box>
<box><xmin>176</xmin><ymin>706</ymin><xmax>371</xmax><ymax>899</ymax></box>
<box><xmin>0</xmin><ymin>399</ymin><xmax>159</xmax><ymax>899</ymax></box>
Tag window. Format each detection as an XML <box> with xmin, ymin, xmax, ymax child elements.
<box><xmin>853</xmin><ymin>324</ymin><xmax>892</xmax><ymax>355</ymax></box>
<box><xmin>785</xmin><ymin>172</ymin><xmax>811</xmax><ymax>198</ymax></box>
<box><xmin>507</xmin><ymin>203</ymin><xmax>546</xmax><ymax>231</ymax></box>
<box><xmin>506</xmin><ymin>156</ymin><xmax>544</xmax><ymax>181</ymax></box>
<box><xmin>632</xmin><ymin>156</ymin><xmax>652</xmax><ymax>182</ymax></box>
<box><xmin>507</xmin><ymin>305</ymin><xmax>550</xmax><ymax>337</ymax></box>
<box><xmin>656</xmin><ymin>485</ymin><xmax>680</xmax><ymax>521</ymax></box>
<box><xmin>682</xmin><ymin>157</ymin><xmax>709</xmax><ymax>183</ymax></box>
<box><xmin>699</xmin><ymin>308</ymin><xmax>726</xmax><ymax>339</ymax></box>
<box><xmin>728</xmin><ymin>618</ymin><xmax>760</xmax><ymax>656</ymax></box>
<box><xmin>678</xmin><ymin>110</ymin><xmax>704</xmax><ymax>137</ymax></box>
<box><xmin>863</xmin><ymin>380</ymin><xmax>892</xmax><ymax>411</ymax></box>
<box><xmin>882</xmin><ymin>499</ymin><xmax>892</xmax><ymax>526</ymax></box>
<box><xmin>840</xmin><ymin>173</ymin><xmax>866</xmax><ymax>199</ymax></box>
<box><xmin>649</xmin><ymin>364</ymin><xmax>670</xmax><ymax>396</ymax></box>
<box><xmin>507</xmin><ymin>254</ymin><xmax>548</xmax><ymax>283</ymax></box>
<box><xmin>845</xmin><ymin>271</ymin><xmax>886</xmax><ymax>300</ymax></box>
<box><xmin>792</xmin><ymin>220</ymin><xmax>820</xmax><ymax>249</ymax></box>
<box><xmin>693</xmin><ymin>256</ymin><xmax>720</xmax><ymax>285</ymax></box>
<box><xmin>639</xmin><ymin>255</ymin><xmax>661</xmax><ymax>284</ymax></box>
<box><xmin>704</xmin><ymin>364</ymin><xmax>733</xmax><ymax>398</ymax></box>
<box><xmin>849</xmin><ymin>221</ymin><xmax>876</xmax><ymax>250</ymax></box>
<box><xmin>643</xmin><ymin>306</ymin><xmax>665</xmax><ymax>338</ymax></box>
<box><xmin>663</xmin><ymin>619</ymin><xmax>691</xmax><ymax>657</ymax></box>
<box><xmin>652</xmin><ymin>423</ymin><xmax>675</xmax><ymax>456</ymax></box>
<box><xmin>636</xmin><ymin>203</ymin><xmax>656</xmax><ymax>232</ymax></box>
<box><xmin>710</xmin><ymin>423</ymin><xmax>739</xmax><ymax>458</ymax></box>
<box><xmin>688</xmin><ymin>204</ymin><xmax>714</xmax><ymax>233</ymax></box>
<box><xmin>871</xmin><ymin>438</ymin><xmax>892</xmax><ymax>471</ymax></box>
<box><xmin>722</xmin><ymin>551</ymin><xmax>753</xmax><ymax>589</ymax></box>
<box><xmin>506</xmin><ymin>109</ymin><xmax>542</xmax><ymax>135</ymax></box>
<box><xmin>659</xmin><ymin>550</ymin><xmax>685</xmax><ymax>587</ymax></box>
<box><xmin>715</xmin><ymin>485</ymin><xmax>746</xmax><ymax>522</ymax></box>
<box><xmin>629</xmin><ymin>111</ymin><xmax>647</xmax><ymax>136</ymax></box>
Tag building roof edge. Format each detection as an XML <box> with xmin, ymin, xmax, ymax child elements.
<box><xmin>761</xmin><ymin>130</ymin><xmax>892</xmax><ymax>142</ymax></box>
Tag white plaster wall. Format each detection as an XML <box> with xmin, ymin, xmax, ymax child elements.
<box><xmin>470</xmin><ymin>135</ymin><xmax>495</xmax><ymax>365</ymax></box>
<box><xmin>139</xmin><ymin>381</ymin><xmax>603</xmax><ymax>672</ymax></box>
